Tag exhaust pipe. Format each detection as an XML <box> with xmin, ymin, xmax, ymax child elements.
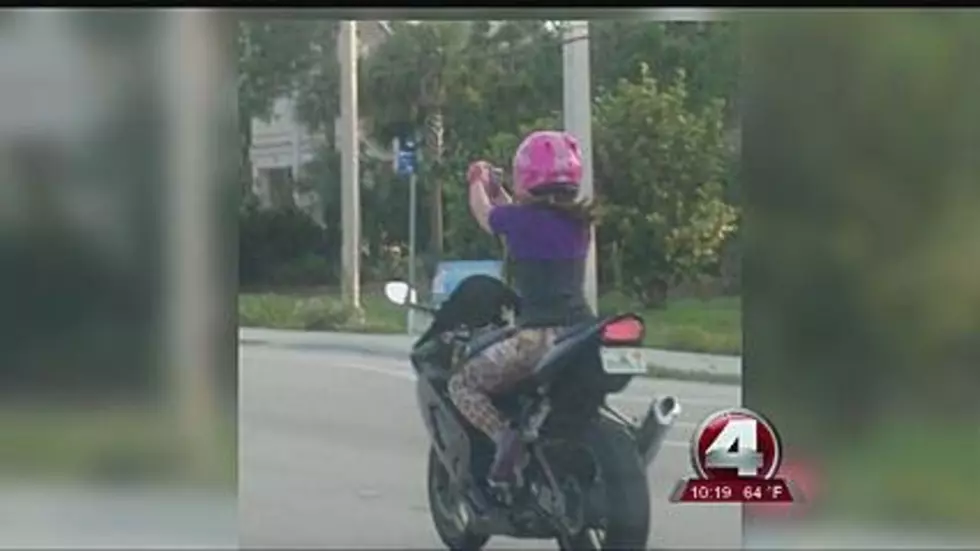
<box><xmin>636</xmin><ymin>396</ymin><xmax>682</xmax><ymax>466</ymax></box>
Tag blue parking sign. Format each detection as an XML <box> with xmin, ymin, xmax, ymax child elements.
<box><xmin>396</xmin><ymin>138</ymin><xmax>416</xmax><ymax>176</ymax></box>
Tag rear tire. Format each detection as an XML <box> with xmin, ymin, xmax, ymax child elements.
<box><xmin>560</xmin><ymin>416</ymin><xmax>650</xmax><ymax>550</ymax></box>
<box><xmin>427</xmin><ymin>448</ymin><xmax>490</xmax><ymax>551</ymax></box>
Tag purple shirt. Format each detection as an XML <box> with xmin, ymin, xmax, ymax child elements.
<box><xmin>488</xmin><ymin>204</ymin><xmax>594</xmax><ymax>326</ymax></box>
<box><xmin>488</xmin><ymin>204</ymin><xmax>589</xmax><ymax>260</ymax></box>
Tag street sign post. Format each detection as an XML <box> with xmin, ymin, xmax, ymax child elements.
<box><xmin>394</xmin><ymin>137</ymin><xmax>419</xmax><ymax>334</ymax></box>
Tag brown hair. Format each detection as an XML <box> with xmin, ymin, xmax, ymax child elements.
<box><xmin>517</xmin><ymin>185</ymin><xmax>600</xmax><ymax>225</ymax></box>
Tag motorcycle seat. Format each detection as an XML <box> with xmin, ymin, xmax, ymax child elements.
<box><xmin>458</xmin><ymin>318</ymin><xmax>604</xmax><ymax>395</ymax></box>
<box><xmin>529</xmin><ymin>317</ymin><xmax>608</xmax><ymax>384</ymax></box>
<box><xmin>460</xmin><ymin>325</ymin><xmax>520</xmax><ymax>362</ymax></box>
<box><xmin>553</xmin><ymin>317</ymin><xmax>599</xmax><ymax>343</ymax></box>
<box><xmin>462</xmin><ymin>317</ymin><xmax>595</xmax><ymax>363</ymax></box>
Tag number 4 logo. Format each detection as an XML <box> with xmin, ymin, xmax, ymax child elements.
<box><xmin>692</xmin><ymin>408</ymin><xmax>782</xmax><ymax>481</ymax></box>
<box><xmin>704</xmin><ymin>418</ymin><xmax>763</xmax><ymax>477</ymax></box>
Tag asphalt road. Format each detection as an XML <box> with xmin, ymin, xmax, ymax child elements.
<box><xmin>240</xmin><ymin>343</ymin><xmax>742</xmax><ymax>549</ymax></box>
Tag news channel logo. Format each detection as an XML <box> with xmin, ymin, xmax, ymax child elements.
<box><xmin>670</xmin><ymin>407</ymin><xmax>804</xmax><ymax>504</ymax></box>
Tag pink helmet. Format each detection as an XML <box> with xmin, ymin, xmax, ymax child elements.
<box><xmin>512</xmin><ymin>130</ymin><xmax>583</xmax><ymax>198</ymax></box>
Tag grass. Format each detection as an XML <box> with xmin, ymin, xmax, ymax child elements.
<box><xmin>238</xmin><ymin>286</ymin><xmax>405</xmax><ymax>334</ymax></box>
<box><xmin>599</xmin><ymin>291</ymin><xmax>742</xmax><ymax>355</ymax></box>
<box><xmin>239</xmin><ymin>285</ymin><xmax>742</xmax><ymax>355</ymax></box>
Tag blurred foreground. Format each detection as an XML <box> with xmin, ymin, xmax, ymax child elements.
<box><xmin>743</xmin><ymin>11</ymin><xmax>980</xmax><ymax>546</ymax></box>
<box><xmin>0</xmin><ymin>9</ymin><xmax>236</xmax><ymax>546</ymax></box>
<box><xmin>0</xmin><ymin>485</ymin><xmax>235</xmax><ymax>548</ymax></box>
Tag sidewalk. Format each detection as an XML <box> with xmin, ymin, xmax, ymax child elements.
<box><xmin>240</xmin><ymin>327</ymin><xmax>742</xmax><ymax>384</ymax></box>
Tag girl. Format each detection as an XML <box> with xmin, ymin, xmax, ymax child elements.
<box><xmin>447</xmin><ymin>130</ymin><xmax>596</xmax><ymax>488</ymax></box>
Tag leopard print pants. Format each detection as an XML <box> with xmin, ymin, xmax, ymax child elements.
<box><xmin>447</xmin><ymin>327</ymin><xmax>559</xmax><ymax>441</ymax></box>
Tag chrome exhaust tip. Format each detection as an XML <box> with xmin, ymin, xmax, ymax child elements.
<box><xmin>636</xmin><ymin>396</ymin><xmax>682</xmax><ymax>466</ymax></box>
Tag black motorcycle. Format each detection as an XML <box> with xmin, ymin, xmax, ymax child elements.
<box><xmin>384</xmin><ymin>275</ymin><xmax>682</xmax><ymax>550</ymax></box>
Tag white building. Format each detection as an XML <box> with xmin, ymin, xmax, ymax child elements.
<box><xmin>249</xmin><ymin>21</ymin><xmax>392</xmax><ymax>226</ymax></box>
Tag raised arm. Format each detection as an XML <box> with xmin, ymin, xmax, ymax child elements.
<box><xmin>467</xmin><ymin>161</ymin><xmax>495</xmax><ymax>234</ymax></box>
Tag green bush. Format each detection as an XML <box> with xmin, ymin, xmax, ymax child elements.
<box><xmin>269</xmin><ymin>253</ymin><xmax>334</xmax><ymax>287</ymax></box>
<box><xmin>239</xmin><ymin>205</ymin><xmax>335</xmax><ymax>287</ymax></box>
<box><xmin>594</xmin><ymin>65</ymin><xmax>739</xmax><ymax>307</ymax></box>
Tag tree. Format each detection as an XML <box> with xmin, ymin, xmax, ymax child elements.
<box><xmin>590</xmin><ymin>21</ymin><xmax>740</xmax><ymax>120</ymax></box>
<box><xmin>358</xmin><ymin>22</ymin><xmax>473</xmax><ymax>271</ymax></box>
<box><xmin>262</xmin><ymin>19</ymin><xmax>743</xmax><ymax>294</ymax></box>
<box><xmin>445</xmin><ymin>20</ymin><xmax>563</xmax><ymax>145</ymax></box>
<box><xmin>593</xmin><ymin>64</ymin><xmax>738</xmax><ymax>307</ymax></box>
<box><xmin>440</xmin><ymin>22</ymin><xmax>563</xmax><ymax>260</ymax></box>
<box><xmin>359</xmin><ymin>21</ymin><xmax>563</xmax><ymax>269</ymax></box>
<box><xmin>291</xmin><ymin>21</ymin><xmax>340</xmax><ymax>141</ymax></box>
<box><xmin>237</xmin><ymin>19</ymin><xmax>329</xmax><ymax>199</ymax></box>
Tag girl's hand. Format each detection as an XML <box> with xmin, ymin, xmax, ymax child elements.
<box><xmin>466</xmin><ymin>160</ymin><xmax>492</xmax><ymax>188</ymax></box>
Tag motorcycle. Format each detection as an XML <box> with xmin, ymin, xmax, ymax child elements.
<box><xmin>383</xmin><ymin>275</ymin><xmax>682</xmax><ymax>550</ymax></box>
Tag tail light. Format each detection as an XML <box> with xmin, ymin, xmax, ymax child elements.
<box><xmin>600</xmin><ymin>316</ymin><xmax>645</xmax><ymax>346</ymax></box>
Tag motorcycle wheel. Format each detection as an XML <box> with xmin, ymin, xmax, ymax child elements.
<box><xmin>558</xmin><ymin>416</ymin><xmax>650</xmax><ymax>550</ymax></box>
<box><xmin>427</xmin><ymin>447</ymin><xmax>490</xmax><ymax>551</ymax></box>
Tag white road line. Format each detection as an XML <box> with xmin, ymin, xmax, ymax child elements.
<box><xmin>245</xmin><ymin>349</ymin><xmax>708</xmax><ymax>450</ymax></box>
<box><xmin>343</xmin><ymin>363</ymin><xmax>729</xmax><ymax>413</ymax></box>
<box><xmin>245</xmin><ymin>345</ymin><xmax>737</xmax><ymax>407</ymax></box>
<box><xmin>251</xmin><ymin>353</ymin><xmax>710</xmax><ymax>438</ymax></box>
<box><xmin>326</xmin><ymin>361</ymin><xmax>702</xmax><ymax>429</ymax></box>
<box><xmin>283</xmin><ymin>352</ymin><xmax>735</xmax><ymax>406</ymax></box>
<box><xmin>317</xmin><ymin>359</ymin><xmax>699</xmax><ymax>449</ymax></box>
<box><xmin>331</xmin><ymin>360</ymin><xmax>417</xmax><ymax>382</ymax></box>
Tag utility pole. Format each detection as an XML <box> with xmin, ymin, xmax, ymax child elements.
<box><xmin>563</xmin><ymin>21</ymin><xmax>599</xmax><ymax>312</ymax></box>
<box><xmin>338</xmin><ymin>21</ymin><xmax>361</xmax><ymax>310</ymax></box>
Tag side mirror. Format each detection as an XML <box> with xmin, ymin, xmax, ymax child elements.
<box><xmin>383</xmin><ymin>281</ymin><xmax>413</xmax><ymax>306</ymax></box>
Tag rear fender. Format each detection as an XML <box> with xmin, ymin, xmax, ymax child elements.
<box><xmin>532</xmin><ymin>315</ymin><xmax>636</xmax><ymax>384</ymax></box>
<box><xmin>416</xmin><ymin>377</ymin><xmax>473</xmax><ymax>483</ymax></box>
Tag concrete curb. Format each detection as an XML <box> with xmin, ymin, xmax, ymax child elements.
<box><xmin>240</xmin><ymin>327</ymin><xmax>742</xmax><ymax>385</ymax></box>
<box><xmin>647</xmin><ymin>364</ymin><xmax>741</xmax><ymax>386</ymax></box>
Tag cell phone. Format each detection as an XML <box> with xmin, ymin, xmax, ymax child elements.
<box><xmin>489</xmin><ymin>167</ymin><xmax>505</xmax><ymax>190</ymax></box>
